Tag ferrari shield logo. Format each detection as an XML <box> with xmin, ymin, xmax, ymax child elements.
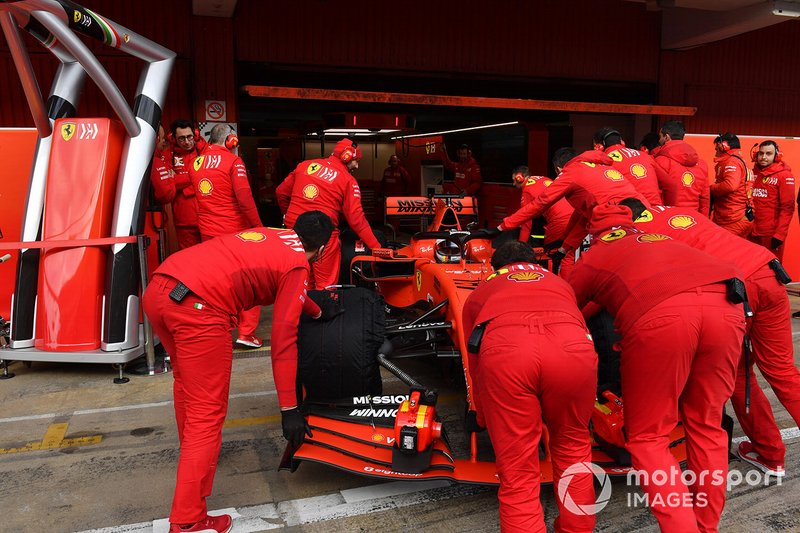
<box><xmin>600</xmin><ymin>229</ymin><xmax>627</xmax><ymax>242</ymax></box>
<box><xmin>635</xmin><ymin>210</ymin><xmax>653</xmax><ymax>223</ymax></box>
<box><xmin>307</xmin><ymin>162</ymin><xmax>322</xmax><ymax>175</ymax></box>
<box><xmin>193</xmin><ymin>156</ymin><xmax>204</xmax><ymax>171</ymax></box>
<box><xmin>236</xmin><ymin>231</ymin><xmax>267</xmax><ymax>242</ymax></box>
<box><xmin>61</xmin><ymin>122</ymin><xmax>76</xmax><ymax>141</ymax></box>
<box><xmin>415</xmin><ymin>270</ymin><xmax>422</xmax><ymax>291</ymax></box>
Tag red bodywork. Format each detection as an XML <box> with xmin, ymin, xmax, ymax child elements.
<box><xmin>288</xmin><ymin>196</ymin><xmax>687</xmax><ymax>485</ymax></box>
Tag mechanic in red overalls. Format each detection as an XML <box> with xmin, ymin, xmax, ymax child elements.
<box><xmin>380</xmin><ymin>155</ymin><xmax>415</xmax><ymax>197</ymax></box>
<box><xmin>592</xmin><ymin>127</ymin><xmax>664</xmax><ymax>207</ymax></box>
<box><xmin>710</xmin><ymin>133</ymin><xmax>753</xmax><ymax>237</ymax></box>
<box><xmin>619</xmin><ymin>197</ymin><xmax>799</xmax><ymax>478</ymax></box>
<box><xmin>163</xmin><ymin>119</ymin><xmax>206</xmax><ymax>249</ymax></box>
<box><xmin>511</xmin><ymin>166</ymin><xmax>576</xmax><ymax>278</ymax></box>
<box><xmin>749</xmin><ymin>140</ymin><xmax>796</xmax><ymax>261</ymax></box>
<box><xmin>142</xmin><ymin>211</ymin><xmax>337</xmax><ymax>533</ymax></box>
<box><xmin>653</xmin><ymin>121</ymin><xmax>711</xmax><ymax>216</ymax></box>
<box><xmin>189</xmin><ymin>124</ymin><xmax>263</xmax><ymax>348</ymax></box>
<box><xmin>570</xmin><ymin>204</ymin><xmax>745</xmax><ymax>533</ymax></box>
<box><xmin>463</xmin><ymin>241</ymin><xmax>597</xmax><ymax>533</ymax></box>
<box><xmin>498</xmin><ymin>148</ymin><xmax>647</xmax><ymax>275</ymax></box>
<box><xmin>441</xmin><ymin>143</ymin><xmax>482</xmax><ymax>195</ymax></box>
<box><xmin>150</xmin><ymin>125</ymin><xmax>175</xmax><ymax>205</ymax></box>
<box><xmin>276</xmin><ymin>138</ymin><xmax>381</xmax><ymax>289</ymax></box>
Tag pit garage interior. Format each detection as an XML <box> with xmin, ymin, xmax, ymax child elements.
<box><xmin>1</xmin><ymin>0</ymin><xmax>800</xmax><ymax>531</ymax></box>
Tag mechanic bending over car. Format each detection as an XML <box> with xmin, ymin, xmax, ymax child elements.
<box><xmin>569</xmin><ymin>203</ymin><xmax>746</xmax><ymax>533</ymax></box>
<box><xmin>277</xmin><ymin>138</ymin><xmax>382</xmax><ymax>289</ymax></box>
<box><xmin>462</xmin><ymin>241</ymin><xmax>598</xmax><ymax>533</ymax></box>
<box><xmin>142</xmin><ymin>211</ymin><xmax>341</xmax><ymax>533</ymax></box>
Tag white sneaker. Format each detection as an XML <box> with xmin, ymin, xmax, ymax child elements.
<box><xmin>235</xmin><ymin>335</ymin><xmax>263</xmax><ymax>349</ymax></box>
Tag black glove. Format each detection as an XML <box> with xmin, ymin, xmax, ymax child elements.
<box><xmin>548</xmin><ymin>248</ymin><xmax>567</xmax><ymax>263</ymax></box>
<box><xmin>771</xmin><ymin>237</ymin><xmax>783</xmax><ymax>250</ymax></box>
<box><xmin>281</xmin><ymin>407</ymin><xmax>312</xmax><ymax>447</ymax></box>
<box><xmin>315</xmin><ymin>292</ymin><xmax>344</xmax><ymax>321</ymax></box>
<box><xmin>478</xmin><ymin>227</ymin><xmax>502</xmax><ymax>239</ymax></box>
<box><xmin>543</xmin><ymin>239</ymin><xmax>564</xmax><ymax>253</ymax></box>
<box><xmin>465</xmin><ymin>409</ymin><xmax>486</xmax><ymax>433</ymax></box>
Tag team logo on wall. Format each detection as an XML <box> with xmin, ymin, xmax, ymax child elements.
<box><xmin>302</xmin><ymin>184</ymin><xmax>319</xmax><ymax>200</ymax></box>
<box><xmin>236</xmin><ymin>231</ymin><xmax>267</xmax><ymax>242</ymax></box>
<box><xmin>198</xmin><ymin>178</ymin><xmax>213</xmax><ymax>195</ymax></box>
<box><xmin>307</xmin><ymin>162</ymin><xmax>322</xmax><ymax>175</ymax></box>
<box><xmin>604</xmin><ymin>169</ymin><xmax>625</xmax><ymax>181</ymax></box>
<box><xmin>61</xmin><ymin>123</ymin><xmax>76</xmax><ymax>142</ymax></box>
<box><xmin>681</xmin><ymin>172</ymin><xmax>695</xmax><ymax>186</ymax></box>
<box><xmin>630</xmin><ymin>164</ymin><xmax>647</xmax><ymax>178</ymax></box>
<box><xmin>637</xmin><ymin>233</ymin><xmax>671</xmax><ymax>243</ymax></box>
<box><xmin>600</xmin><ymin>229</ymin><xmax>626</xmax><ymax>242</ymax></box>
<box><xmin>668</xmin><ymin>215</ymin><xmax>696</xmax><ymax>230</ymax></box>
<box><xmin>508</xmin><ymin>271</ymin><xmax>543</xmax><ymax>283</ymax></box>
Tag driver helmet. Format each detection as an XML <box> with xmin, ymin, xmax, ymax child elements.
<box><xmin>434</xmin><ymin>239</ymin><xmax>461</xmax><ymax>263</ymax></box>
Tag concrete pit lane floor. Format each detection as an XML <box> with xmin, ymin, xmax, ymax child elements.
<box><xmin>1</xmin><ymin>298</ymin><xmax>800</xmax><ymax>533</ymax></box>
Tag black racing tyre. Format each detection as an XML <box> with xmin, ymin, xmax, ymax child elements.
<box><xmin>586</xmin><ymin>310</ymin><xmax>622</xmax><ymax>399</ymax></box>
<box><xmin>297</xmin><ymin>287</ymin><xmax>385</xmax><ymax>402</ymax></box>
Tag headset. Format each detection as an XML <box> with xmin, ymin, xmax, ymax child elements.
<box><xmin>751</xmin><ymin>140</ymin><xmax>782</xmax><ymax>163</ymax></box>
<box><xmin>338</xmin><ymin>139</ymin><xmax>359</xmax><ymax>163</ymax></box>
<box><xmin>594</xmin><ymin>129</ymin><xmax>624</xmax><ymax>151</ymax></box>
<box><xmin>716</xmin><ymin>136</ymin><xmax>731</xmax><ymax>153</ymax></box>
<box><xmin>168</xmin><ymin>126</ymin><xmax>200</xmax><ymax>145</ymax></box>
<box><xmin>224</xmin><ymin>127</ymin><xmax>239</xmax><ymax>151</ymax></box>
<box><xmin>512</xmin><ymin>172</ymin><xmax>526</xmax><ymax>184</ymax></box>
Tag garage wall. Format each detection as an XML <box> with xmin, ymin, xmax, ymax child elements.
<box><xmin>659</xmin><ymin>20</ymin><xmax>800</xmax><ymax>136</ymax></box>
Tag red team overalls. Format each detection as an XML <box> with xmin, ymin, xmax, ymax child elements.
<box><xmin>653</xmin><ymin>139</ymin><xmax>711</xmax><ymax>216</ymax></box>
<box><xmin>749</xmin><ymin>160</ymin><xmax>796</xmax><ymax>261</ymax></box>
<box><xmin>602</xmin><ymin>143</ymin><xmax>664</xmax><ymax>206</ymax></box>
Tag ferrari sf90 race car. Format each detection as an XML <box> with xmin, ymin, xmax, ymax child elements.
<box><xmin>283</xmin><ymin>195</ymin><xmax>695</xmax><ymax>485</ymax></box>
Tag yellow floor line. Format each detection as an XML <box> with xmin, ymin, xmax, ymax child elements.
<box><xmin>0</xmin><ymin>422</ymin><xmax>102</xmax><ymax>454</ymax></box>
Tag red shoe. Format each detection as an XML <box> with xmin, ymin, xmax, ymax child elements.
<box><xmin>738</xmin><ymin>441</ymin><xmax>785</xmax><ymax>478</ymax></box>
<box><xmin>169</xmin><ymin>514</ymin><xmax>232</xmax><ymax>533</ymax></box>
<box><xmin>235</xmin><ymin>334</ymin><xmax>263</xmax><ymax>349</ymax></box>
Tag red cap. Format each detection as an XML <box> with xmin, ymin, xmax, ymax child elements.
<box><xmin>587</xmin><ymin>203</ymin><xmax>634</xmax><ymax>237</ymax></box>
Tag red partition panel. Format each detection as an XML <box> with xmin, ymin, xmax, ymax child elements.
<box><xmin>36</xmin><ymin>119</ymin><xmax>124</xmax><ymax>351</ymax></box>
<box><xmin>685</xmin><ymin>134</ymin><xmax>799</xmax><ymax>279</ymax></box>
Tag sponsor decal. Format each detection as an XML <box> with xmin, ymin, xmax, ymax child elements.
<box><xmin>600</xmin><ymin>229</ymin><xmax>626</xmax><ymax>242</ymax></box>
<box><xmin>302</xmin><ymin>184</ymin><xmax>319</xmax><ymax>200</ymax></box>
<box><xmin>609</xmin><ymin>150</ymin><xmax>623</xmax><ymax>162</ymax></box>
<box><xmin>681</xmin><ymin>171</ymin><xmax>695</xmax><ymax>187</ymax></box>
<box><xmin>370</xmin><ymin>433</ymin><xmax>396</xmax><ymax>445</ymax></box>
<box><xmin>508</xmin><ymin>271</ymin><xmax>544</xmax><ymax>282</ymax></box>
<box><xmin>544</xmin><ymin>179</ymin><xmax>553</xmax><ymax>187</ymax></box>
<box><xmin>668</xmin><ymin>215</ymin><xmax>696</xmax><ymax>230</ymax></box>
<box><xmin>634</xmin><ymin>210</ymin><xmax>653</xmax><ymax>223</ymax></box>
<box><xmin>353</xmin><ymin>395</ymin><xmax>409</xmax><ymax>404</ymax></box>
<box><xmin>198</xmin><ymin>178</ymin><xmax>213</xmax><ymax>195</ymax></box>
<box><xmin>193</xmin><ymin>156</ymin><xmax>204</xmax><ymax>171</ymax></box>
<box><xmin>236</xmin><ymin>231</ymin><xmax>266</xmax><ymax>242</ymax></box>
<box><xmin>630</xmin><ymin>163</ymin><xmax>647</xmax><ymax>178</ymax></box>
<box><xmin>278</xmin><ymin>231</ymin><xmax>304</xmax><ymax>252</ymax></box>
<box><xmin>525</xmin><ymin>177</ymin><xmax>537</xmax><ymax>186</ymax></box>
<box><xmin>637</xmin><ymin>233</ymin><xmax>671</xmax><ymax>242</ymax></box>
<box><xmin>363</xmin><ymin>466</ymin><xmax>423</xmax><ymax>477</ymax></box>
<box><xmin>582</xmin><ymin>162</ymin><xmax>596</xmax><ymax>168</ymax></box>
<box><xmin>61</xmin><ymin>122</ymin><xmax>76</xmax><ymax>142</ymax></box>
<box><xmin>396</xmin><ymin>321</ymin><xmax>448</xmax><ymax>331</ymax></box>
<box><xmin>78</xmin><ymin>123</ymin><xmax>98</xmax><ymax>140</ymax></box>
<box><xmin>416</xmin><ymin>270</ymin><xmax>422</xmax><ymax>291</ymax></box>
<box><xmin>751</xmin><ymin>188</ymin><xmax>768</xmax><ymax>198</ymax></box>
<box><xmin>307</xmin><ymin>162</ymin><xmax>321</xmax><ymax>174</ymax></box>
<box><xmin>604</xmin><ymin>169</ymin><xmax>625</xmax><ymax>181</ymax></box>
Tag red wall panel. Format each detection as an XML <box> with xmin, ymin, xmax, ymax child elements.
<box><xmin>234</xmin><ymin>0</ymin><xmax>661</xmax><ymax>83</ymax></box>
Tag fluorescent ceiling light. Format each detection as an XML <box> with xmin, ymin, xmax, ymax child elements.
<box><xmin>773</xmin><ymin>0</ymin><xmax>800</xmax><ymax>16</ymax></box>
<box><xmin>309</xmin><ymin>128</ymin><xmax>401</xmax><ymax>136</ymax></box>
<box><xmin>390</xmin><ymin>121</ymin><xmax>519</xmax><ymax>140</ymax></box>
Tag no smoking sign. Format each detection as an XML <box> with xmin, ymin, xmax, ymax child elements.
<box><xmin>205</xmin><ymin>100</ymin><xmax>227</xmax><ymax>122</ymax></box>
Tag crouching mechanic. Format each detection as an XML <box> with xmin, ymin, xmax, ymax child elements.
<box><xmin>142</xmin><ymin>211</ymin><xmax>338</xmax><ymax>533</ymax></box>
<box><xmin>277</xmin><ymin>138</ymin><xmax>381</xmax><ymax>289</ymax></box>
<box><xmin>462</xmin><ymin>241</ymin><xmax>597</xmax><ymax>533</ymax></box>
<box><xmin>569</xmin><ymin>204</ymin><xmax>745</xmax><ymax>533</ymax></box>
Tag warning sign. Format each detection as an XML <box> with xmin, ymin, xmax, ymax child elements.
<box><xmin>205</xmin><ymin>100</ymin><xmax>227</xmax><ymax>122</ymax></box>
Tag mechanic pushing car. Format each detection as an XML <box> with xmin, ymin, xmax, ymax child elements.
<box><xmin>277</xmin><ymin>138</ymin><xmax>382</xmax><ymax>289</ymax></box>
<box><xmin>569</xmin><ymin>203</ymin><xmax>746</xmax><ymax>533</ymax></box>
<box><xmin>619</xmin><ymin>197</ymin><xmax>799</xmax><ymax>479</ymax></box>
<box><xmin>142</xmin><ymin>211</ymin><xmax>339</xmax><ymax>533</ymax></box>
<box><xmin>497</xmin><ymin>148</ymin><xmax>648</xmax><ymax>272</ymax></box>
<box><xmin>462</xmin><ymin>241</ymin><xmax>597</xmax><ymax>533</ymax></box>
<box><xmin>592</xmin><ymin>126</ymin><xmax>664</xmax><ymax>207</ymax></box>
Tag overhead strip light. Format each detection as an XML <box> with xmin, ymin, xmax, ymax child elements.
<box><xmin>309</xmin><ymin>128</ymin><xmax>402</xmax><ymax>137</ymax></box>
<box><xmin>390</xmin><ymin>121</ymin><xmax>519</xmax><ymax>140</ymax></box>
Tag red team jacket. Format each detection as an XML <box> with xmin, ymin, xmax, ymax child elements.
<box><xmin>276</xmin><ymin>156</ymin><xmax>381</xmax><ymax>249</ymax></box>
<box><xmin>603</xmin><ymin>143</ymin><xmax>664</xmax><ymax>206</ymax></box>
<box><xmin>381</xmin><ymin>165</ymin><xmax>415</xmax><ymax>197</ymax></box>
<box><xmin>632</xmin><ymin>205</ymin><xmax>774</xmax><ymax>278</ymax></box>
<box><xmin>750</xmin><ymin>161</ymin><xmax>796</xmax><ymax>240</ymax></box>
<box><xmin>569</xmin><ymin>223</ymin><xmax>742</xmax><ymax>334</ymax></box>
<box><xmin>442</xmin><ymin>153</ymin><xmax>483</xmax><ymax>195</ymax></box>
<box><xmin>500</xmin><ymin>151</ymin><xmax>645</xmax><ymax>235</ymax></box>
<box><xmin>156</xmin><ymin>228</ymin><xmax>319</xmax><ymax>408</ymax></box>
<box><xmin>189</xmin><ymin>144</ymin><xmax>261</xmax><ymax>238</ymax></box>
<box><xmin>150</xmin><ymin>149</ymin><xmax>174</xmax><ymax>204</ymax></box>
<box><xmin>711</xmin><ymin>151</ymin><xmax>751</xmax><ymax>225</ymax></box>
<box><xmin>653</xmin><ymin>140</ymin><xmax>711</xmax><ymax>216</ymax></box>
<box><xmin>518</xmin><ymin>176</ymin><xmax>574</xmax><ymax>244</ymax></box>
<box><xmin>162</xmin><ymin>140</ymin><xmax>206</xmax><ymax>228</ymax></box>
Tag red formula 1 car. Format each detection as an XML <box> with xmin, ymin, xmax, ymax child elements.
<box><xmin>283</xmin><ymin>195</ymin><xmax>691</xmax><ymax>485</ymax></box>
